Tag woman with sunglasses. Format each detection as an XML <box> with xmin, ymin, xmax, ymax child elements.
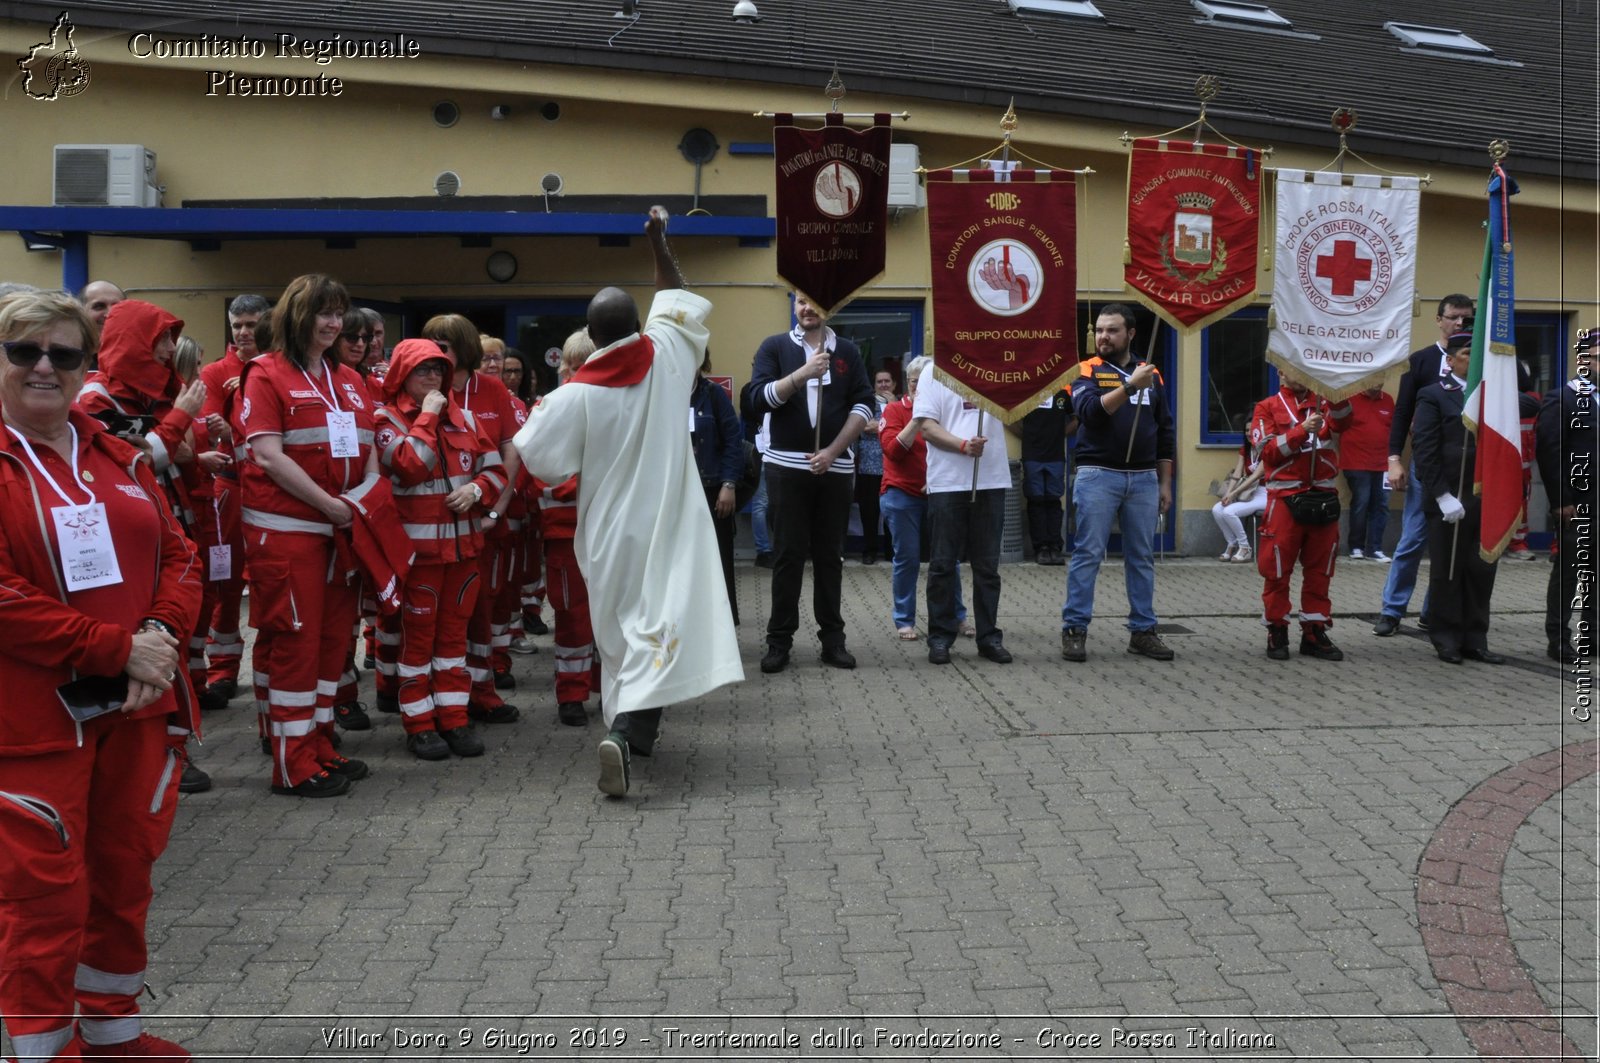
<box><xmin>236</xmin><ymin>274</ymin><xmax>378</xmax><ymax>797</ymax></box>
<box><xmin>374</xmin><ymin>339</ymin><xmax>507</xmax><ymax>759</ymax></box>
<box><xmin>332</xmin><ymin>309</ymin><xmax>385</xmax><ymax>409</ymax></box>
<box><xmin>0</xmin><ymin>290</ymin><xmax>202</xmax><ymax>1061</ymax></box>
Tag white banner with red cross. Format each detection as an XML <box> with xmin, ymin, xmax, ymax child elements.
<box><xmin>1267</xmin><ymin>169</ymin><xmax>1421</xmax><ymax>401</ymax></box>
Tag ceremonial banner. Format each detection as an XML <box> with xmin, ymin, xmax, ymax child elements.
<box><xmin>926</xmin><ymin>168</ymin><xmax>1077</xmax><ymax>423</ymax></box>
<box><xmin>773</xmin><ymin>112</ymin><xmax>891</xmax><ymax>314</ymax></box>
<box><xmin>1267</xmin><ymin>169</ymin><xmax>1420</xmax><ymax>400</ymax></box>
<box><xmin>1125</xmin><ymin>138</ymin><xmax>1261</xmax><ymax>332</ymax></box>
<box><xmin>1464</xmin><ymin>164</ymin><xmax>1523</xmax><ymax>563</ymax></box>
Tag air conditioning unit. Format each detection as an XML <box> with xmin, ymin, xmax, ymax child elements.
<box><xmin>53</xmin><ymin>145</ymin><xmax>162</xmax><ymax>207</ymax></box>
<box><xmin>887</xmin><ymin>143</ymin><xmax>925</xmax><ymax>210</ymax></box>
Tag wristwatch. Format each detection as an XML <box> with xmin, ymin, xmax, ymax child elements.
<box><xmin>469</xmin><ymin>482</ymin><xmax>484</xmax><ymax>503</ymax></box>
<box><xmin>1122</xmin><ymin>380</ymin><xmax>1137</xmax><ymax>396</ymax></box>
<box><xmin>721</xmin><ymin>481</ymin><xmax>737</xmax><ymax>491</ymax></box>
<box><xmin>487</xmin><ymin>509</ymin><xmax>501</xmax><ymax>521</ymax></box>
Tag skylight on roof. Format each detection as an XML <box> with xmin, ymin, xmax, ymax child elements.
<box><xmin>1192</xmin><ymin>0</ymin><xmax>1290</xmax><ymax>27</ymax></box>
<box><xmin>1007</xmin><ymin>0</ymin><xmax>1104</xmax><ymax>19</ymax></box>
<box><xmin>1386</xmin><ymin>22</ymin><xmax>1493</xmax><ymax>55</ymax></box>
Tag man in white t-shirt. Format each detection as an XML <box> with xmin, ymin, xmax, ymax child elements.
<box><xmin>911</xmin><ymin>361</ymin><xmax>1014</xmax><ymax>664</ymax></box>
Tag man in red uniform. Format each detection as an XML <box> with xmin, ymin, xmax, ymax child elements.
<box><xmin>192</xmin><ymin>294</ymin><xmax>270</xmax><ymax>712</ymax></box>
<box><xmin>1250</xmin><ymin>380</ymin><xmax>1351</xmax><ymax>661</ymax></box>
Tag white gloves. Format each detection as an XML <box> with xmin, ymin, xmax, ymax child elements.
<box><xmin>1436</xmin><ymin>492</ymin><xmax>1466</xmax><ymax>523</ymax></box>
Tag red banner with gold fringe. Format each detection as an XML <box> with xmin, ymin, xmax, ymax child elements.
<box><xmin>926</xmin><ymin>168</ymin><xmax>1077</xmax><ymax>424</ymax></box>
<box><xmin>1125</xmin><ymin>137</ymin><xmax>1261</xmax><ymax>332</ymax></box>
<box><xmin>773</xmin><ymin>112</ymin><xmax>891</xmax><ymax>314</ymax></box>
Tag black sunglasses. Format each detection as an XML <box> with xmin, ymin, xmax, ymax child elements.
<box><xmin>342</xmin><ymin>332</ymin><xmax>374</xmax><ymax>344</ymax></box>
<box><xmin>3</xmin><ymin>340</ymin><xmax>88</xmax><ymax>372</ymax></box>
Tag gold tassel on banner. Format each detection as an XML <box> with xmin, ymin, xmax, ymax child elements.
<box><xmin>1267</xmin><ymin>306</ymin><xmax>1276</xmax><ymax>329</ymax></box>
<box><xmin>1123</xmin><ymin>241</ymin><xmax>1131</xmax><ymax>266</ymax></box>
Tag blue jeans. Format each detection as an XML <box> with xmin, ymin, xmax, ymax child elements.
<box><xmin>1344</xmin><ymin>470</ymin><xmax>1390</xmax><ymax>554</ymax></box>
<box><xmin>1379</xmin><ymin>462</ymin><xmax>1431</xmax><ymax>620</ymax></box>
<box><xmin>750</xmin><ymin>465</ymin><xmax>770</xmax><ymax>554</ymax></box>
<box><xmin>1062</xmin><ymin>466</ymin><xmax>1160</xmax><ymax>632</ymax></box>
<box><xmin>926</xmin><ymin>489</ymin><xmax>1005</xmax><ymax>647</ymax></box>
<box><xmin>880</xmin><ymin>487</ymin><xmax>966</xmax><ymax>630</ymax></box>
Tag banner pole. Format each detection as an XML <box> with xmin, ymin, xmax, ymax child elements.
<box><xmin>1124</xmin><ymin>320</ymin><xmax>1160</xmax><ymax>464</ymax></box>
<box><xmin>1447</xmin><ymin>389</ymin><xmax>1474</xmax><ymax>581</ymax></box>
<box><xmin>970</xmin><ymin>410</ymin><xmax>984</xmax><ymax>501</ymax></box>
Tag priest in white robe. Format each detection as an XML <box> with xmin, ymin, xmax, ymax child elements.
<box><xmin>514</xmin><ymin>207</ymin><xmax>744</xmax><ymax>796</ymax></box>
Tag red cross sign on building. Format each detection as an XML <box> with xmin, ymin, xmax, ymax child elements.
<box><xmin>1315</xmin><ymin>239</ymin><xmax>1373</xmax><ymax>297</ymax></box>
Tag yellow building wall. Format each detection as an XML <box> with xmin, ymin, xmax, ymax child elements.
<box><xmin>2</xmin><ymin>20</ymin><xmax>1595</xmax><ymax>548</ymax></box>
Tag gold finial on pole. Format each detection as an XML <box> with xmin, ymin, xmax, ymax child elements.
<box><xmin>1488</xmin><ymin>139</ymin><xmax>1511</xmax><ymax>162</ymax></box>
<box><xmin>825</xmin><ymin>65</ymin><xmax>846</xmax><ymax>112</ymax></box>
<box><xmin>1330</xmin><ymin>107</ymin><xmax>1356</xmax><ymax>173</ymax></box>
<box><xmin>1000</xmin><ymin>98</ymin><xmax>1019</xmax><ymax>136</ymax></box>
<box><xmin>1194</xmin><ymin>75</ymin><xmax>1221</xmax><ymax>122</ymax></box>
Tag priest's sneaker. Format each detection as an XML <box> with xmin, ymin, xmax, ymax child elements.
<box><xmin>598</xmin><ymin>731</ymin><xmax>631</xmax><ymax>797</ymax></box>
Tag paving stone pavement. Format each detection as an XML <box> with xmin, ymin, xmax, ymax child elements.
<box><xmin>80</xmin><ymin>554</ymin><xmax>1598</xmax><ymax>1061</ymax></box>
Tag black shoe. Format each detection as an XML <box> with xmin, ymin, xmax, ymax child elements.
<box><xmin>760</xmin><ymin>644</ymin><xmax>791</xmax><ymax>674</ymax></box>
<box><xmin>1417</xmin><ymin>615</ymin><xmax>1430</xmax><ymax>631</ymax></box>
<box><xmin>376</xmin><ymin>694</ymin><xmax>400</xmax><ymax>714</ymax></box>
<box><xmin>1041</xmin><ymin>548</ymin><xmax>1065</xmax><ymax>566</ymax></box>
<box><xmin>178</xmin><ymin>761</ymin><xmax>212</xmax><ymax>794</ymax></box>
<box><xmin>321</xmin><ymin>754</ymin><xmax>369</xmax><ymax>781</ymax></box>
<box><xmin>558</xmin><ymin>701</ymin><xmax>588</xmax><ymax>726</ymax></box>
<box><xmin>978</xmin><ymin>642</ymin><xmax>1013</xmax><ymax>664</ymax></box>
<box><xmin>1061</xmin><ymin>628</ymin><xmax>1087</xmax><ymax>662</ymax></box>
<box><xmin>928</xmin><ymin>642</ymin><xmax>952</xmax><ymax>665</ymax></box>
<box><xmin>1267</xmin><ymin>624</ymin><xmax>1290</xmax><ymax>661</ymax></box>
<box><xmin>407</xmin><ymin>731</ymin><xmax>451</xmax><ymax>760</ymax></box>
<box><xmin>271</xmin><ymin>770</ymin><xmax>350</xmax><ymax>798</ymax></box>
<box><xmin>861</xmin><ymin>552</ymin><xmax>878</xmax><ymax>565</ymax></box>
<box><xmin>1299</xmin><ymin>626</ymin><xmax>1344</xmax><ymax>661</ymax></box>
<box><xmin>468</xmin><ymin>702</ymin><xmax>520</xmax><ymax>724</ymax></box>
<box><xmin>1372</xmin><ymin>615</ymin><xmax>1400</xmax><ymax>637</ymax></box>
<box><xmin>493</xmin><ymin>669</ymin><xmax>517</xmax><ymax>691</ymax></box>
<box><xmin>1128</xmin><ymin>629</ymin><xmax>1175</xmax><ymax>661</ymax></box>
<box><xmin>442</xmin><ymin>726</ymin><xmax>485</xmax><ymax>757</ymax></box>
<box><xmin>820</xmin><ymin>645</ymin><xmax>856</xmax><ymax>669</ymax></box>
<box><xmin>362</xmin><ymin>653</ymin><xmax>376</xmax><ymax>670</ymax></box>
<box><xmin>526</xmin><ymin>614</ymin><xmax>550</xmax><ymax>636</ymax></box>
<box><xmin>197</xmin><ymin>685</ymin><xmax>230</xmax><ymax>713</ymax></box>
<box><xmin>1463</xmin><ymin>648</ymin><xmax>1506</xmax><ymax>665</ymax></box>
<box><xmin>1550</xmin><ymin>642</ymin><xmax>1581</xmax><ymax>664</ymax></box>
<box><xmin>1436</xmin><ymin>646</ymin><xmax>1464</xmax><ymax>664</ymax></box>
<box><xmin>754</xmin><ymin>552</ymin><xmax>775</xmax><ymax>569</ymax></box>
<box><xmin>334</xmin><ymin>701</ymin><xmax>372</xmax><ymax>731</ymax></box>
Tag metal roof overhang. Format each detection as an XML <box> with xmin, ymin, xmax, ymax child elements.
<box><xmin>2</xmin><ymin>205</ymin><xmax>777</xmax><ymax>290</ymax></box>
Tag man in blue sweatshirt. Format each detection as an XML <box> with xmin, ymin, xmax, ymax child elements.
<box><xmin>1060</xmin><ymin>304</ymin><xmax>1176</xmax><ymax>662</ymax></box>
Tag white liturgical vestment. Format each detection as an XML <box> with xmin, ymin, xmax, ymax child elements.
<box><xmin>514</xmin><ymin>289</ymin><xmax>744</xmax><ymax>721</ymax></box>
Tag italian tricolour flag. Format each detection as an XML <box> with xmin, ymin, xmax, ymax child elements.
<box><xmin>1463</xmin><ymin>164</ymin><xmax>1522</xmax><ymax>563</ymax></box>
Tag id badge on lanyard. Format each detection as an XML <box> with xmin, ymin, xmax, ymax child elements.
<box><xmin>327</xmin><ymin>410</ymin><xmax>359</xmax><ymax>458</ymax></box>
<box><xmin>52</xmin><ymin>502</ymin><xmax>123</xmax><ymax>591</ymax></box>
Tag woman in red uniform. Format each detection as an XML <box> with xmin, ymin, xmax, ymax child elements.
<box><xmin>0</xmin><ymin>290</ymin><xmax>201</xmax><ymax>1061</ymax></box>
<box><xmin>237</xmin><ymin>274</ymin><xmax>378</xmax><ymax>797</ymax></box>
<box><xmin>375</xmin><ymin>339</ymin><xmax>507</xmax><ymax>758</ymax></box>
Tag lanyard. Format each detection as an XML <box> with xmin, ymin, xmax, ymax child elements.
<box><xmin>1279</xmin><ymin>392</ymin><xmax>1322</xmax><ymax>453</ymax></box>
<box><xmin>298</xmin><ymin>360</ymin><xmax>343</xmax><ymax>414</ymax></box>
<box><xmin>6</xmin><ymin>424</ymin><xmax>94</xmax><ymax>508</ymax></box>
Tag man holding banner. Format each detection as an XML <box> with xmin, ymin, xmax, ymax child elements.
<box><xmin>749</xmin><ymin>294</ymin><xmax>873</xmax><ymax>675</ymax></box>
<box><xmin>1060</xmin><ymin>305</ymin><xmax>1176</xmax><ymax>663</ymax></box>
<box><xmin>912</xmin><ymin>360</ymin><xmax>1014</xmax><ymax>666</ymax></box>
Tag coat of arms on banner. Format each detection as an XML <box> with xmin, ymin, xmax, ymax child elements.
<box><xmin>1125</xmin><ymin>138</ymin><xmax>1261</xmax><ymax>332</ymax></box>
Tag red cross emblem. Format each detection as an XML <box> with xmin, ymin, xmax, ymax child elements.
<box><xmin>1315</xmin><ymin>239</ymin><xmax>1373</xmax><ymax>297</ymax></box>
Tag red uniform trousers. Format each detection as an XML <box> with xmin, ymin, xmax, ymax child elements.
<box><xmin>246</xmin><ymin>527</ymin><xmax>360</xmax><ymax>787</ymax></box>
<box><xmin>1256</xmin><ymin>491</ymin><xmax>1340</xmax><ymax>629</ymax></box>
<box><xmin>253</xmin><ymin>629</ymin><xmax>273</xmax><ymax>743</ymax></box>
<box><xmin>491</xmin><ymin>527</ymin><xmax>525</xmax><ymax>674</ymax></box>
<box><xmin>373</xmin><ymin>608</ymin><xmax>403</xmax><ymax>700</ymax></box>
<box><xmin>521</xmin><ymin>521</ymin><xmax>545</xmax><ymax>623</ymax></box>
<box><xmin>0</xmin><ymin>716</ymin><xmax>181</xmax><ymax>1060</ymax></box>
<box><xmin>398</xmin><ymin>560</ymin><xmax>481</xmax><ymax>734</ymax></box>
<box><xmin>545</xmin><ymin>539</ymin><xmax>599</xmax><ymax>704</ymax></box>
<box><xmin>198</xmin><ymin>478</ymin><xmax>246</xmax><ymax>689</ymax></box>
<box><xmin>467</xmin><ymin>543</ymin><xmax>511</xmax><ymax>710</ymax></box>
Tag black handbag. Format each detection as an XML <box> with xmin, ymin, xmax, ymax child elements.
<box><xmin>734</xmin><ymin>441</ymin><xmax>761</xmax><ymax>510</ymax></box>
<box><xmin>1284</xmin><ymin>487</ymin><xmax>1341</xmax><ymax>526</ymax></box>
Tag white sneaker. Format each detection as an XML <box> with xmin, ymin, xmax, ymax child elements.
<box><xmin>509</xmin><ymin>637</ymin><xmax>539</xmax><ymax>655</ymax></box>
<box><xmin>1232</xmin><ymin>544</ymin><xmax>1254</xmax><ymax>563</ymax></box>
<box><xmin>1349</xmin><ymin>549</ymin><xmax>1365</xmax><ymax>560</ymax></box>
<box><xmin>1218</xmin><ymin>544</ymin><xmax>1237</xmax><ymax>561</ymax></box>
<box><xmin>1371</xmin><ymin>550</ymin><xmax>1392</xmax><ymax>563</ymax></box>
